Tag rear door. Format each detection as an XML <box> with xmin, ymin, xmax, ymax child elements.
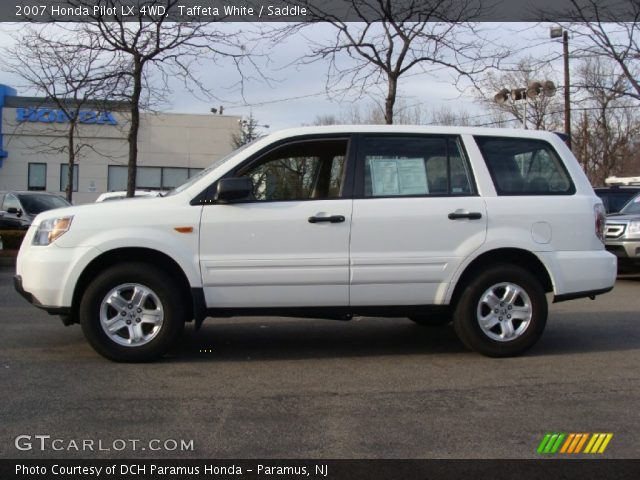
<box><xmin>349</xmin><ymin>134</ymin><xmax>487</xmax><ymax>306</ymax></box>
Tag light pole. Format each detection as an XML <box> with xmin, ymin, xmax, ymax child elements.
<box><xmin>550</xmin><ymin>26</ymin><xmax>571</xmax><ymax>149</ymax></box>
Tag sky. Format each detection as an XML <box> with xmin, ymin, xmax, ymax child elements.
<box><xmin>0</xmin><ymin>22</ymin><xmax>566</xmax><ymax>132</ymax></box>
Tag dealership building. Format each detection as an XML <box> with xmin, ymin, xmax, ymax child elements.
<box><xmin>0</xmin><ymin>84</ymin><xmax>241</xmax><ymax>204</ymax></box>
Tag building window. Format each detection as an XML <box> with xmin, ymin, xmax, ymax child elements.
<box><xmin>136</xmin><ymin>166</ymin><xmax>162</xmax><ymax>189</ymax></box>
<box><xmin>163</xmin><ymin>167</ymin><xmax>189</xmax><ymax>189</ymax></box>
<box><xmin>28</xmin><ymin>163</ymin><xmax>47</xmax><ymax>191</ymax></box>
<box><xmin>107</xmin><ymin>166</ymin><xmax>127</xmax><ymax>191</ymax></box>
<box><xmin>107</xmin><ymin>165</ymin><xmax>202</xmax><ymax>191</ymax></box>
<box><xmin>60</xmin><ymin>164</ymin><xmax>79</xmax><ymax>192</ymax></box>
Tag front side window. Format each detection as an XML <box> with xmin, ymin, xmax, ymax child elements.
<box><xmin>238</xmin><ymin>139</ymin><xmax>348</xmax><ymax>201</ymax></box>
<box><xmin>475</xmin><ymin>136</ymin><xmax>575</xmax><ymax>195</ymax></box>
<box><xmin>28</xmin><ymin>163</ymin><xmax>47</xmax><ymax>191</ymax></box>
<box><xmin>361</xmin><ymin>136</ymin><xmax>474</xmax><ymax>197</ymax></box>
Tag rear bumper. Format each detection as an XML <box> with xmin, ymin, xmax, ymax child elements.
<box><xmin>14</xmin><ymin>275</ymin><xmax>71</xmax><ymax>315</ymax></box>
<box><xmin>553</xmin><ymin>286</ymin><xmax>614</xmax><ymax>303</ymax></box>
<box><xmin>537</xmin><ymin>250</ymin><xmax>617</xmax><ymax>301</ymax></box>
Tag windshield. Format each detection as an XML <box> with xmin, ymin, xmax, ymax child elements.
<box><xmin>164</xmin><ymin>140</ymin><xmax>260</xmax><ymax>197</ymax></box>
<box><xmin>620</xmin><ymin>194</ymin><xmax>640</xmax><ymax>215</ymax></box>
<box><xmin>18</xmin><ymin>194</ymin><xmax>70</xmax><ymax>214</ymax></box>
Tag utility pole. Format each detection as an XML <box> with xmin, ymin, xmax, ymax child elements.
<box><xmin>562</xmin><ymin>30</ymin><xmax>571</xmax><ymax>149</ymax></box>
<box><xmin>551</xmin><ymin>27</ymin><xmax>571</xmax><ymax>149</ymax></box>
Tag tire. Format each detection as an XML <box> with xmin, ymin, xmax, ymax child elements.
<box><xmin>79</xmin><ymin>263</ymin><xmax>185</xmax><ymax>362</ymax></box>
<box><xmin>453</xmin><ymin>265</ymin><xmax>547</xmax><ymax>357</ymax></box>
<box><xmin>408</xmin><ymin>313</ymin><xmax>452</xmax><ymax>327</ymax></box>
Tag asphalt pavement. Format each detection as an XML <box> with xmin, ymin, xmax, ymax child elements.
<box><xmin>0</xmin><ymin>267</ymin><xmax>638</xmax><ymax>459</ymax></box>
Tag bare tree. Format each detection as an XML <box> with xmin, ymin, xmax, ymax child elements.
<box><xmin>305</xmin><ymin>100</ymin><xmax>471</xmax><ymax>126</ymax></box>
<box><xmin>571</xmin><ymin>57</ymin><xmax>640</xmax><ymax>185</ymax></box>
<box><xmin>3</xmin><ymin>25</ymin><xmax>123</xmax><ymax>202</ymax></box>
<box><xmin>563</xmin><ymin>0</ymin><xmax>640</xmax><ymax>102</ymax></box>
<box><xmin>427</xmin><ymin>105</ymin><xmax>472</xmax><ymax>126</ymax></box>
<box><xmin>290</xmin><ymin>0</ymin><xmax>506</xmax><ymax>124</ymax></box>
<box><xmin>477</xmin><ymin>57</ymin><xmax>563</xmax><ymax>130</ymax></box>
<box><xmin>64</xmin><ymin>0</ymin><xmax>251</xmax><ymax>196</ymax></box>
<box><xmin>232</xmin><ymin>112</ymin><xmax>268</xmax><ymax>147</ymax></box>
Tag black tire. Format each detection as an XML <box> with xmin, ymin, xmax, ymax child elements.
<box><xmin>453</xmin><ymin>265</ymin><xmax>547</xmax><ymax>357</ymax></box>
<box><xmin>80</xmin><ymin>263</ymin><xmax>185</xmax><ymax>362</ymax></box>
<box><xmin>408</xmin><ymin>313</ymin><xmax>452</xmax><ymax>327</ymax></box>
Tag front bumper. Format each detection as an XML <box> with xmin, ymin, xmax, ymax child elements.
<box><xmin>605</xmin><ymin>238</ymin><xmax>640</xmax><ymax>261</ymax></box>
<box><xmin>14</xmin><ymin>274</ymin><xmax>70</xmax><ymax>315</ymax></box>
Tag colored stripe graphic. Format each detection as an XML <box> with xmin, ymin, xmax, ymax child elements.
<box><xmin>584</xmin><ymin>433</ymin><xmax>614</xmax><ymax>454</ymax></box>
<box><xmin>537</xmin><ymin>433</ymin><xmax>565</xmax><ymax>454</ymax></box>
<box><xmin>538</xmin><ymin>433</ymin><xmax>613</xmax><ymax>454</ymax></box>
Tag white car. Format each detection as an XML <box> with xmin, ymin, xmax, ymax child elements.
<box><xmin>15</xmin><ymin>126</ymin><xmax>617</xmax><ymax>361</ymax></box>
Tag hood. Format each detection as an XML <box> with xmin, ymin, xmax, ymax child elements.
<box><xmin>31</xmin><ymin>194</ymin><xmax>176</xmax><ymax>225</ymax></box>
<box><xmin>606</xmin><ymin>213</ymin><xmax>640</xmax><ymax>222</ymax></box>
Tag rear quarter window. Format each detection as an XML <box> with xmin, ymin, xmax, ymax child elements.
<box><xmin>474</xmin><ymin>136</ymin><xmax>575</xmax><ymax>196</ymax></box>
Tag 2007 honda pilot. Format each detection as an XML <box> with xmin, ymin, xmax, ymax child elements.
<box><xmin>15</xmin><ymin>126</ymin><xmax>617</xmax><ymax>361</ymax></box>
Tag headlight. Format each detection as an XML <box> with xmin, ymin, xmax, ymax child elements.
<box><xmin>32</xmin><ymin>216</ymin><xmax>74</xmax><ymax>246</ymax></box>
<box><xmin>629</xmin><ymin>221</ymin><xmax>640</xmax><ymax>237</ymax></box>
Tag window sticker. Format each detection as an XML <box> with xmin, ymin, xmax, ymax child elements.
<box><xmin>368</xmin><ymin>157</ymin><xmax>428</xmax><ymax>196</ymax></box>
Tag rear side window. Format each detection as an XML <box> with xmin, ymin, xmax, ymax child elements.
<box><xmin>360</xmin><ymin>136</ymin><xmax>475</xmax><ymax>197</ymax></box>
<box><xmin>475</xmin><ymin>137</ymin><xmax>575</xmax><ymax>195</ymax></box>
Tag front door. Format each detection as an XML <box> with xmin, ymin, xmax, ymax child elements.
<box><xmin>199</xmin><ymin>137</ymin><xmax>353</xmax><ymax>308</ymax></box>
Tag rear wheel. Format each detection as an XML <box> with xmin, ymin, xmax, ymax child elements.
<box><xmin>453</xmin><ymin>265</ymin><xmax>547</xmax><ymax>357</ymax></box>
<box><xmin>80</xmin><ymin>263</ymin><xmax>185</xmax><ymax>362</ymax></box>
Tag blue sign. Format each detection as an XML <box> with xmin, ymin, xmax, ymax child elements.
<box><xmin>16</xmin><ymin>107</ymin><xmax>118</xmax><ymax>125</ymax></box>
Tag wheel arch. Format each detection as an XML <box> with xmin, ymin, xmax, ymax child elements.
<box><xmin>71</xmin><ymin>247</ymin><xmax>202</xmax><ymax>326</ymax></box>
<box><xmin>448</xmin><ymin>248</ymin><xmax>554</xmax><ymax>307</ymax></box>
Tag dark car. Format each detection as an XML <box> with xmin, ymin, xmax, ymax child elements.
<box><xmin>594</xmin><ymin>185</ymin><xmax>640</xmax><ymax>214</ymax></box>
<box><xmin>0</xmin><ymin>191</ymin><xmax>71</xmax><ymax>229</ymax></box>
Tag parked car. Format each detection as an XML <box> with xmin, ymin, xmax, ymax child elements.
<box><xmin>594</xmin><ymin>185</ymin><xmax>640</xmax><ymax>214</ymax></box>
<box><xmin>95</xmin><ymin>190</ymin><xmax>163</xmax><ymax>202</ymax></box>
<box><xmin>14</xmin><ymin>126</ymin><xmax>616</xmax><ymax>362</ymax></box>
<box><xmin>605</xmin><ymin>192</ymin><xmax>640</xmax><ymax>269</ymax></box>
<box><xmin>0</xmin><ymin>191</ymin><xmax>71</xmax><ymax>229</ymax></box>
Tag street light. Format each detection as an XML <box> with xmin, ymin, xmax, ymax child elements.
<box><xmin>494</xmin><ymin>81</ymin><xmax>556</xmax><ymax>129</ymax></box>
<box><xmin>550</xmin><ymin>26</ymin><xmax>571</xmax><ymax>148</ymax></box>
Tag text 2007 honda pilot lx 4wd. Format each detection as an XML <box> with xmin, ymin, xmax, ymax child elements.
<box><xmin>15</xmin><ymin>126</ymin><xmax>616</xmax><ymax>362</ymax></box>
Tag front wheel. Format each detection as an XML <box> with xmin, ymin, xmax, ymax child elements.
<box><xmin>453</xmin><ymin>265</ymin><xmax>547</xmax><ymax>357</ymax></box>
<box><xmin>79</xmin><ymin>263</ymin><xmax>185</xmax><ymax>362</ymax></box>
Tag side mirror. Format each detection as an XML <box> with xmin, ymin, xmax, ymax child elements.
<box><xmin>7</xmin><ymin>207</ymin><xmax>20</xmax><ymax>216</ymax></box>
<box><xmin>215</xmin><ymin>177</ymin><xmax>253</xmax><ymax>203</ymax></box>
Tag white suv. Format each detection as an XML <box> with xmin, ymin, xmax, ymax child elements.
<box><xmin>15</xmin><ymin>126</ymin><xmax>616</xmax><ymax>361</ymax></box>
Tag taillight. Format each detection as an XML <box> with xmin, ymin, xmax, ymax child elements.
<box><xmin>594</xmin><ymin>204</ymin><xmax>606</xmax><ymax>243</ymax></box>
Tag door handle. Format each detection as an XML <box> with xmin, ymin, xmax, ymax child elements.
<box><xmin>308</xmin><ymin>215</ymin><xmax>346</xmax><ymax>224</ymax></box>
<box><xmin>448</xmin><ymin>211</ymin><xmax>482</xmax><ymax>220</ymax></box>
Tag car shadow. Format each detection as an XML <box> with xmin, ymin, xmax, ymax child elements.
<box><xmin>170</xmin><ymin>318</ymin><xmax>468</xmax><ymax>362</ymax></box>
<box><xmin>167</xmin><ymin>311</ymin><xmax>640</xmax><ymax>363</ymax></box>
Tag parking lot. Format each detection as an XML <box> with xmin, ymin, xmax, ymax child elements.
<box><xmin>0</xmin><ymin>266</ymin><xmax>638</xmax><ymax>459</ymax></box>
